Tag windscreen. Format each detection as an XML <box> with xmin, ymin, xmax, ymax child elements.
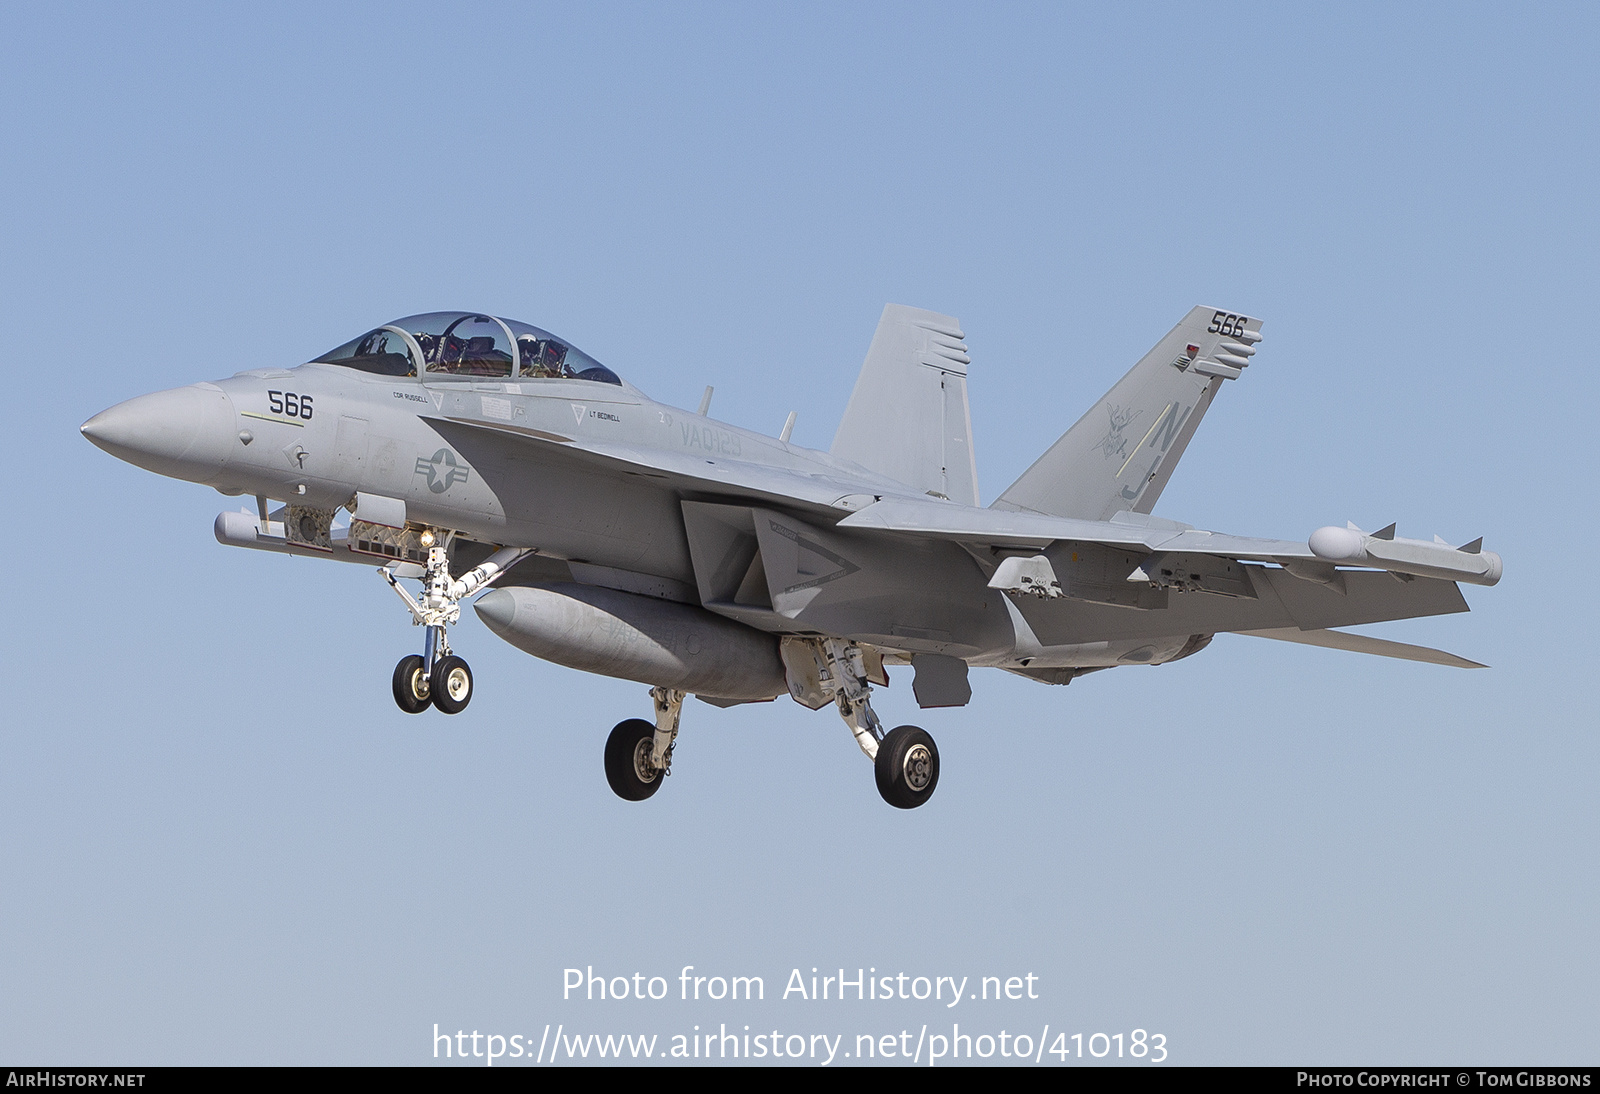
<box><xmin>314</xmin><ymin>312</ymin><xmax>621</xmax><ymax>385</ymax></box>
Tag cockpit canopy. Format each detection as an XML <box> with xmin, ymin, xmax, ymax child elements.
<box><xmin>313</xmin><ymin>312</ymin><xmax>621</xmax><ymax>385</ymax></box>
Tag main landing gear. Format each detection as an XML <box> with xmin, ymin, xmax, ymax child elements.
<box><xmin>381</xmin><ymin>534</ymin><xmax>528</xmax><ymax>716</ymax></box>
<box><xmin>874</xmin><ymin>724</ymin><xmax>939</xmax><ymax>810</ymax></box>
<box><xmin>804</xmin><ymin>636</ymin><xmax>940</xmax><ymax>810</ymax></box>
<box><xmin>603</xmin><ymin>686</ymin><xmax>683</xmax><ymax>801</ymax></box>
<box><xmin>600</xmin><ymin>642</ymin><xmax>940</xmax><ymax>810</ymax></box>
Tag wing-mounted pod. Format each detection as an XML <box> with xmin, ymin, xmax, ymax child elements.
<box><xmin>1308</xmin><ymin>524</ymin><xmax>1502</xmax><ymax>586</ymax></box>
<box><xmin>987</xmin><ymin>541</ymin><xmax>1258</xmax><ymax>608</ymax></box>
<box><xmin>987</xmin><ymin>542</ymin><xmax>1168</xmax><ymax>609</ymax></box>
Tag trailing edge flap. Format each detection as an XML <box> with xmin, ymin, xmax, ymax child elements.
<box><xmin>830</xmin><ymin>304</ymin><xmax>980</xmax><ymax>506</ymax></box>
<box><xmin>1009</xmin><ymin>569</ymin><xmax>1467</xmax><ymax>648</ymax></box>
<box><xmin>1236</xmin><ymin>627</ymin><xmax>1486</xmax><ymax>668</ymax></box>
<box><xmin>993</xmin><ymin>305</ymin><xmax>1262</xmax><ymax>521</ymax></box>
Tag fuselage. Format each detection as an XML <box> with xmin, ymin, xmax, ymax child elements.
<box><xmin>83</xmin><ymin>359</ymin><xmax>910</xmax><ymax>576</ymax></box>
<box><xmin>75</xmin><ymin>305</ymin><xmax>1492</xmax><ymax>810</ymax></box>
<box><xmin>80</xmin><ymin>313</ymin><xmax>1205</xmax><ymax>674</ymax></box>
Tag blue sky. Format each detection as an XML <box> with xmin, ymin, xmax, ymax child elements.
<box><xmin>3</xmin><ymin>2</ymin><xmax>1597</xmax><ymax>1065</ymax></box>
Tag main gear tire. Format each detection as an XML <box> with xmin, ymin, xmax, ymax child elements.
<box><xmin>392</xmin><ymin>655</ymin><xmax>430</xmax><ymax>714</ymax></box>
<box><xmin>430</xmin><ymin>655</ymin><xmax>473</xmax><ymax>714</ymax></box>
<box><xmin>874</xmin><ymin>725</ymin><xmax>939</xmax><ymax>809</ymax></box>
<box><xmin>604</xmin><ymin>718</ymin><xmax>664</xmax><ymax>801</ymax></box>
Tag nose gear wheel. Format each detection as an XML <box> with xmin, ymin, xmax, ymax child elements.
<box><xmin>392</xmin><ymin>654</ymin><xmax>430</xmax><ymax>714</ymax></box>
<box><xmin>431</xmin><ymin>655</ymin><xmax>473</xmax><ymax>714</ymax></box>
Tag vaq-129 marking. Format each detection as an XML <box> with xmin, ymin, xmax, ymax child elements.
<box><xmin>81</xmin><ymin>306</ymin><xmax>1501</xmax><ymax>808</ymax></box>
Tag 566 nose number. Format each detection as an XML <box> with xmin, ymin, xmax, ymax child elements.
<box><xmin>267</xmin><ymin>391</ymin><xmax>314</xmax><ymax>419</ymax></box>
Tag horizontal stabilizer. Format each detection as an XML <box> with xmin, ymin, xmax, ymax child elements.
<box><xmin>1237</xmin><ymin>627</ymin><xmax>1486</xmax><ymax>668</ymax></box>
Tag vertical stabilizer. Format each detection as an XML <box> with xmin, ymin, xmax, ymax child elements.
<box><xmin>830</xmin><ymin>304</ymin><xmax>979</xmax><ymax>506</ymax></box>
<box><xmin>992</xmin><ymin>306</ymin><xmax>1262</xmax><ymax>520</ymax></box>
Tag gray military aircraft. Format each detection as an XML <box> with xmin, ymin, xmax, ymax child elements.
<box><xmin>81</xmin><ymin>305</ymin><xmax>1501</xmax><ymax>809</ymax></box>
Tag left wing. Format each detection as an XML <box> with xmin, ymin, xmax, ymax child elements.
<box><xmin>837</xmin><ymin>496</ymin><xmax>1494</xmax><ymax>647</ymax></box>
<box><xmin>837</xmin><ymin>497</ymin><xmax>1498</xmax><ymax>585</ymax></box>
<box><xmin>838</xmin><ymin>496</ymin><xmax>1315</xmax><ymax>558</ymax></box>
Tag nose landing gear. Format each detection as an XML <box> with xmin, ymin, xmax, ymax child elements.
<box><xmin>381</xmin><ymin>536</ymin><xmax>528</xmax><ymax>715</ymax></box>
<box><xmin>390</xmin><ymin>624</ymin><xmax>471</xmax><ymax>714</ymax></box>
<box><xmin>430</xmin><ymin>654</ymin><xmax>473</xmax><ymax>714</ymax></box>
<box><xmin>392</xmin><ymin>654</ymin><xmax>431</xmax><ymax>714</ymax></box>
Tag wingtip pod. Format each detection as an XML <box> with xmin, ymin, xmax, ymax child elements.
<box><xmin>1309</xmin><ymin>526</ymin><xmax>1502</xmax><ymax>587</ymax></box>
<box><xmin>1478</xmin><ymin>549</ymin><xmax>1503</xmax><ymax>586</ymax></box>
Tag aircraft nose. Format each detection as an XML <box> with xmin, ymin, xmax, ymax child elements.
<box><xmin>81</xmin><ymin>384</ymin><xmax>237</xmax><ymax>483</ymax></box>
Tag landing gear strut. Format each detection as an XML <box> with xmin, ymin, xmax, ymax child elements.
<box><xmin>783</xmin><ymin>637</ymin><xmax>941</xmax><ymax>809</ymax></box>
<box><xmin>604</xmin><ymin>686</ymin><xmax>685</xmax><ymax>801</ymax></box>
<box><xmin>599</xmin><ymin>649</ymin><xmax>941</xmax><ymax>807</ymax></box>
<box><xmin>381</xmin><ymin>535</ymin><xmax>528</xmax><ymax>715</ymax></box>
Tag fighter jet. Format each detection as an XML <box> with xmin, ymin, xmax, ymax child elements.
<box><xmin>80</xmin><ymin>305</ymin><xmax>1501</xmax><ymax>809</ymax></box>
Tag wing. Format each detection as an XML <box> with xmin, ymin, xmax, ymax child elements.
<box><xmin>837</xmin><ymin>495</ymin><xmax>1482</xmax><ymax>640</ymax></box>
<box><xmin>839</xmin><ymin>497</ymin><xmax>1498</xmax><ymax>578</ymax></box>
<box><xmin>838</xmin><ymin>496</ymin><xmax>1317</xmax><ymax>560</ymax></box>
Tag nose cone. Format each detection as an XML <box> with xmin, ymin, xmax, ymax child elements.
<box><xmin>82</xmin><ymin>385</ymin><xmax>236</xmax><ymax>483</ymax></box>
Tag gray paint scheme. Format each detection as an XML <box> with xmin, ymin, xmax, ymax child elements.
<box><xmin>993</xmin><ymin>305</ymin><xmax>1256</xmax><ymax>521</ymax></box>
<box><xmin>832</xmin><ymin>304</ymin><xmax>980</xmax><ymax>506</ymax></box>
<box><xmin>82</xmin><ymin>303</ymin><xmax>1498</xmax><ymax>713</ymax></box>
